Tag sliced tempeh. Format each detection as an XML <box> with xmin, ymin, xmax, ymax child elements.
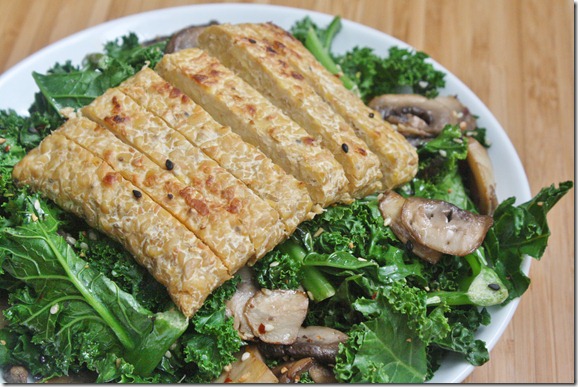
<box><xmin>155</xmin><ymin>48</ymin><xmax>349</xmax><ymax>207</ymax></box>
<box><xmin>198</xmin><ymin>24</ymin><xmax>383</xmax><ymax>198</ymax></box>
<box><xmin>246</xmin><ymin>22</ymin><xmax>418</xmax><ymax>190</ymax></box>
<box><xmin>117</xmin><ymin>68</ymin><xmax>314</xmax><ymax>234</ymax></box>
<box><xmin>56</xmin><ymin>116</ymin><xmax>254</xmax><ymax>274</ymax></box>
<box><xmin>82</xmin><ymin>87</ymin><xmax>285</xmax><ymax>261</ymax></box>
<box><xmin>12</xmin><ymin>132</ymin><xmax>230</xmax><ymax>317</ymax></box>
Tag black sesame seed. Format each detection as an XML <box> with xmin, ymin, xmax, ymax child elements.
<box><xmin>369</xmin><ymin>112</ymin><xmax>375</xmax><ymax>118</ymax></box>
<box><xmin>248</xmin><ymin>38</ymin><xmax>256</xmax><ymax>44</ymax></box>
<box><xmin>165</xmin><ymin>159</ymin><xmax>174</xmax><ymax>170</ymax></box>
<box><xmin>341</xmin><ymin>143</ymin><xmax>349</xmax><ymax>153</ymax></box>
<box><xmin>133</xmin><ymin>190</ymin><xmax>142</xmax><ymax>199</ymax></box>
<box><xmin>167</xmin><ymin>193</ymin><xmax>174</xmax><ymax>200</ymax></box>
<box><xmin>488</xmin><ymin>283</ymin><xmax>501</xmax><ymax>291</ymax></box>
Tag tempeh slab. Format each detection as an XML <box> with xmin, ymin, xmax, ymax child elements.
<box><xmin>117</xmin><ymin>68</ymin><xmax>314</xmax><ymax>234</ymax></box>
<box><xmin>245</xmin><ymin>22</ymin><xmax>418</xmax><ymax>190</ymax></box>
<box><xmin>82</xmin><ymin>87</ymin><xmax>286</xmax><ymax>261</ymax></box>
<box><xmin>198</xmin><ymin>24</ymin><xmax>383</xmax><ymax>198</ymax></box>
<box><xmin>12</xmin><ymin>132</ymin><xmax>230</xmax><ymax>317</ymax></box>
<box><xmin>155</xmin><ymin>48</ymin><xmax>349</xmax><ymax>207</ymax></box>
<box><xmin>56</xmin><ymin>116</ymin><xmax>255</xmax><ymax>274</ymax></box>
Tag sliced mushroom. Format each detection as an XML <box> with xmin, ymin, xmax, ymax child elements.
<box><xmin>165</xmin><ymin>21</ymin><xmax>218</xmax><ymax>53</ymax></box>
<box><xmin>378</xmin><ymin>191</ymin><xmax>443</xmax><ymax>264</ymax></box>
<box><xmin>369</xmin><ymin>94</ymin><xmax>477</xmax><ymax>138</ymax></box>
<box><xmin>226</xmin><ymin>266</ymin><xmax>259</xmax><ymax>340</ymax></box>
<box><xmin>272</xmin><ymin>357</ymin><xmax>337</xmax><ymax>384</ymax></box>
<box><xmin>244</xmin><ymin>289</ymin><xmax>309</xmax><ymax>345</ymax></box>
<box><xmin>465</xmin><ymin>137</ymin><xmax>498</xmax><ymax>215</ymax></box>
<box><xmin>400</xmin><ymin>196</ymin><xmax>493</xmax><ymax>256</ymax></box>
<box><xmin>214</xmin><ymin>345</ymin><xmax>279</xmax><ymax>383</ymax></box>
<box><xmin>4</xmin><ymin>365</ymin><xmax>29</xmax><ymax>383</ymax></box>
<box><xmin>257</xmin><ymin>326</ymin><xmax>348</xmax><ymax>364</ymax></box>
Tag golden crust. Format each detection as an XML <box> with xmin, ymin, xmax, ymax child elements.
<box><xmin>118</xmin><ymin>68</ymin><xmax>313</xmax><ymax>235</ymax></box>
<box><xmin>81</xmin><ymin>87</ymin><xmax>286</xmax><ymax>262</ymax></box>
<box><xmin>56</xmin><ymin>116</ymin><xmax>255</xmax><ymax>274</ymax></box>
<box><xmin>198</xmin><ymin>24</ymin><xmax>383</xmax><ymax>198</ymax></box>
<box><xmin>155</xmin><ymin>48</ymin><xmax>349</xmax><ymax>207</ymax></box>
<box><xmin>12</xmin><ymin>132</ymin><xmax>230</xmax><ymax>317</ymax></box>
<box><xmin>246</xmin><ymin>22</ymin><xmax>418</xmax><ymax>189</ymax></box>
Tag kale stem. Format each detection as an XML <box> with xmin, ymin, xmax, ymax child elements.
<box><xmin>304</xmin><ymin>27</ymin><xmax>358</xmax><ymax>92</ymax></box>
<box><xmin>302</xmin><ymin>266</ymin><xmax>336</xmax><ymax>302</ymax></box>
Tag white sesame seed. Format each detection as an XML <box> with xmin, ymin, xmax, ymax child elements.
<box><xmin>65</xmin><ymin>236</ymin><xmax>77</xmax><ymax>246</ymax></box>
<box><xmin>241</xmin><ymin>352</ymin><xmax>251</xmax><ymax>361</ymax></box>
<box><xmin>357</xmin><ymin>257</ymin><xmax>367</xmax><ymax>262</ymax></box>
<box><xmin>383</xmin><ymin>217</ymin><xmax>392</xmax><ymax>227</ymax></box>
<box><xmin>264</xmin><ymin>324</ymin><xmax>275</xmax><ymax>332</ymax></box>
<box><xmin>224</xmin><ymin>364</ymin><xmax>232</xmax><ymax>372</ymax></box>
<box><xmin>439</xmin><ymin>149</ymin><xmax>447</xmax><ymax>157</ymax></box>
<box><xmin>269</xmin><ymin>261</ymin><xmax>280</xmax><ymax>268</ymax></box>
<box><xmin>261</xmin><ymin>288</ymin><xmax>272</xmax><ymax>296</ymax></box>
<box><xmin>452</xmin><ymin>137</ymin><xmax>463</xmax><ymax>144</ymax></box>
<box><xmin>79</xmin><ymin>242</ymin><xmax>89</xmax><ymax>251</ymax></box>
<box><xmin>418</xmin><ymin>81</ymin><xmax>429</xmax><ymax>88</ymax></box>
<box><xmin>165</xmin><ymin>350</ymin><xmax>172</xmax><ymax>359</ymax></box>
<box><xmin>50</xmin><ymin>303</ymin><xmax>59</xmax><ymax>315</ymax></box>
<box><xmin>313</xmin><ymin>227</ymin><xmax>325</xmax><ymax>238</ymax></box>
<box><xmin>88</xmin><ymin>231</ymin><xmax>98</xmax><ymax>241</ymax></box>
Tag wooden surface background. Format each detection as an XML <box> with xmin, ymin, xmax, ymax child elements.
<box><xmin>0</xmin><ymin>0</ymin><xmax>574</xmax><ymax>383</ymax></box>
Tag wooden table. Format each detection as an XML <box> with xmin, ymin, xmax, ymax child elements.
<box><xmin>0</xmin><ymin>0</ymin><xmax>573</xmax><ymax>383</ymax></box>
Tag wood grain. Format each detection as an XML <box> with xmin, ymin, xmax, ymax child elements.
<box><xmin>0</xmin><ymin>0</ymin><xmax>573</xmax><ymax>383</ymax></box>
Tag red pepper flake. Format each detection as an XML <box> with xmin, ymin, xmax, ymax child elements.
<box><xmin>3</xmin><ymin>145</ymin><xmax>10</xmax><ymax>152</ymax></box>
<box><xmin>224</xmin><ymin>377</ymin><xmax>233</xmax><ymax>383</ymax></box>
<box><xmin>371</xmin><ymin>292</ymin><xmax>377</xmax><ymax>300</ymax></box>
<box><xmin>258</xmin><ymin>323</ymin><xmax>266</xmax><ymax>334</ymax></box>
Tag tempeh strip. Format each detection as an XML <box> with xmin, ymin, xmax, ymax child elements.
<box><xmin>118</xmin><ymin>68</ymin><xmax>314</xmax><ymax>234</ymax></box>
<box><xmin>12</xmin><ymin>132</ymin><xmax>230</xmax><ymax>317</ymax></box>
<box><xmin>56</xmin><ymin>117</ymin><xmax>254</xmax><ymax>274</ymax></box>
<box><xmin>155</xmin><ymin>48</ymin><xmax>349</xmax><ymax>207</ymax></box>
<box><xmin>246</xmin><ymin>22</ymin><xmax>418</xmax><ymax>189</ymax></box>
<box><xmin>82</xmin><ymin>88</ymin><xmax>285</xmax><ymax>261</ymax></box>
<box><xmin>198</xmin><ymin>24</ymin><xmax>383</xmax><ymax>198</ymax></box>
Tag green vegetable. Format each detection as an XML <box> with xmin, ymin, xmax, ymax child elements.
<box><xmin>291</xmin><ymin>16</ymin><xmax>446</xmax><ymax>102</ymax></box>
<box><xmin>426</xmin><ymin>248</ymin><xmax>508</xmax><ymax>306</ymax></box>
<box><xmin>0</xmin><ymin>197</ymin><xmax>187</xmax><ymax>379</ymax></box>
<box><xmin>32</xmin><ymin>33</ymin><xmax>166</xmax><ymax>114</ymax></box>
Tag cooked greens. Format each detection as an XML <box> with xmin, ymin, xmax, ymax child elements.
<box><xmin>0</xmin><ymin>15</ymin><xmax>572</xmax><ymax>384</ymax></box>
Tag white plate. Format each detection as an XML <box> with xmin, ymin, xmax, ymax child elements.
<box><xmin>0</xmin><ymin>3</ymin><xmax>532</xmax><ymax>383</ymax></box>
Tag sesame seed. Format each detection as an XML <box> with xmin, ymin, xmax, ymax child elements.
<box><xmin>357</xmin><ymin>257</ymin><xmax>367</xmax><ymax>262</ymax></box>
<box><xmin>269</xmin><ymin>261</ymin><xmax>280</xmax><ymax>267</ymax></box>
<box><xmin>313</xmin><ymin>227</ymin><xmax>325</xmax><ymax>237</ymax></box>
<box><xmin>88</xmin><ymin>231</ymin><xmax>98</xmax><ymax>241</ymax></box>
<box><xmin>264</xmin><ymin>324</ymin><xmax>274</xmax><ymax>332</ymax></box>
<box><xmin>241</xmin><ymin>352</ymin><xmax>251</xmax><ymax>361</ymax></box>
<box><xmin>50</xmin><ymin>303</ymin><xmax>59</xmax><ymax>315</ymax></box>
<box><xmin>383</xmin><ymin>217</ymin><xmax>392</xmax><ymax>227</ymax></box>
<box><xmin>224</xmin><ymin>364</ymin><xmax>232</xmax><ymax>372</ymax></box>
<box><xmin>65</xmin><ymin>236</ymin><xmax>77</xmax><ymax>246</ymax></box>
<box><xmin>165</xmin><ymin>350</ymin><xmax>172</xmax><ymax>359</ymax></box>
<box><xmin>165</xmin><ymin>159</ymin><xmax>174</xmax><ymax>170</ymax></box>
<box><xmin>341</xmin><ymin>143</ymin><xmax>349</xmax><ymax>153</ymax></box>
<box><xmin>248</xmin><ymin>38</ymin><xmax>256</xmax><ymax>44</ymax></box>
<box><xmin>439</xmin><ymin>149</ymin><xmax>447</xmax><ymax>157</ymax></box>
<box><xmin>133</xmin><ymin>190</ymin><xmax>142</xmax><ymax>199</ymax></box>
<box><xmin>79</xmin><ymin>242</ymin><xmax>89</xmax><ymax>250</ymax></box>
<box><xmin>167</xmin><ymin>193</ymin><xmax>174</xmax><ymax>200</ymax></box>
<box><xmin>488</xmin><ymin>283</ymin><xmax>501</xmax><ymax>291</ymax></box>
<box><xmin>368</xmin><ymin>112</ymin><xmax>375</xmax><ymax>118</ymax></box>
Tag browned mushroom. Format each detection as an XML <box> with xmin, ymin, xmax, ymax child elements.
<box><xmin>244</xmin><ymin>289</ymin><xmax>309</xmax><ymax>345</ymax></box>
<box><xmin>226</xmin><ymin>267</ymin><xmax>259</xmax><ymax>340</ymax></box>
<box><xmin>465</xmin><ymin>137</ymin><xmax>498</xmax><ymax>215</ymax></box>
<box><xmin>164</xmin><ymin>21</ymin><xmax>218</xmax><ymax>53</ymax></box>
<box><xmin>401</xmin><ymin>196</ymin><xmax>493</xmax><ymax>256</ymax></box>
<box><xmin>4</xmin><ymin>365</ymin><xmax>29</xmax><ymax>383</ymax></box>
<box><xmin>378</xmin><ymin>191</ymin><xmax>443</xmax><ymax>264</ymax></box>
<box><xmin>368</xmin><ymin>94</ymin><xmax>477</xmax><ymax>138</ymax></box>
<box><xmin>213</xmin><ymin>345</ymin><xmax>279</xmax><ymax>383</ymax></box>
<box><xmin>378</xmin><ymin>191</ymin><xmax>493</xmax><ymax>262</ymax></box>
<box><xmin>257</xmin><ymin>326</ymin><xmax>348</xmax><ymax>364</ymax></box>
<box><xmin>272</xmin><ymin>357</ymin><xmax>337</xmax><ymax>383</ymax></box>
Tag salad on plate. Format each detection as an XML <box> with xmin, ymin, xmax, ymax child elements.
<box><xmin>0</xmin><ymin>8</ymin><xmax>571</xmax><ymax>384</ymax></box>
